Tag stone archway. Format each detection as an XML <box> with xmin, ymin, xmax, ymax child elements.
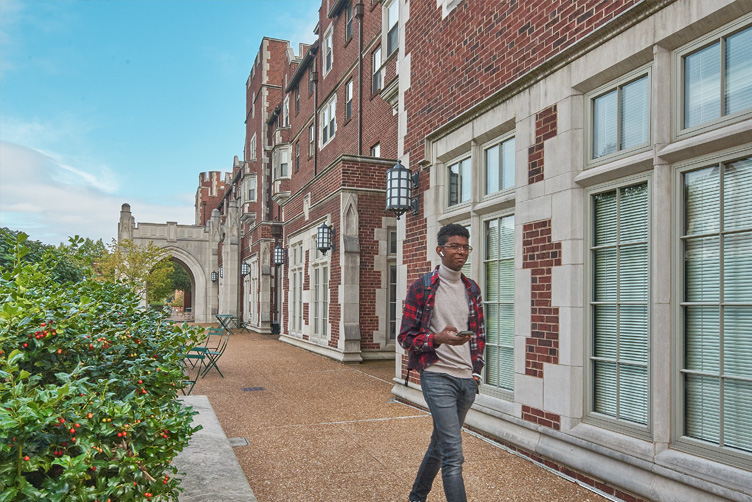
<box><xmin>161</xmin><ymin>247</ymin><xmax>207</xmax><ymax>322</ymax></box>
<box><xmin>117</xmin><ymin>203</ymin><xmax>232</xmax><ymax>323</ymax></box>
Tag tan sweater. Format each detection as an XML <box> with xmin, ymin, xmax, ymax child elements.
<box><xmin>424</xmin><ymin>265</ymin><xmax>473</xmax><ymax>379</ymax></box>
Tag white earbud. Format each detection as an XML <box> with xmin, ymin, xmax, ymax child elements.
<box><xmin>440</xmin><ymin>251</ymin><xmax>444</xmax><ymax>257</ymax></box>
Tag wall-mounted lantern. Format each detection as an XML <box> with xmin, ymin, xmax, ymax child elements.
<box><xmin>273</xmin><ymin>245</ymin><xmax>287</xmax><ymax>266</ymax></box>
<box><xmin>317</xmin><ymin>223</ymin><xmax>336</xmax><ymax>255</ymax></box>
<box><xmin>220</xmin><ymin>266</ymin><xmax>223</xmax><ymax>279</ymax></box>
<box><xmin>385</xmin><ymin>160</ymin><xmax>419</xmax><ymax>219</ymax></box>
<box><xmin>241</xmin><ymin>262</ymin><xmax>250</xmax><ymax>276</ymax></box>
<box><xmin>211</xmin><ymin>271</ymin><xmax>218</xmax><ymax>282</ymax></box>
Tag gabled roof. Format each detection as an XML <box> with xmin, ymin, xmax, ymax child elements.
<box><xmin>327</xmin><ymin>0</ymin><xmax>349</xmax><ymax>18</ymax></box>
<box><xmin>284</xmin><ymin>40</ymin><xmax>320</xmax><ymax>93</ymax></box>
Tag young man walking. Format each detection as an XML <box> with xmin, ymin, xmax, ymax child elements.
<box><xmin>398</xmin><ymin>223</ymin><xmax>486</xmax><ymax>502</ymax></box>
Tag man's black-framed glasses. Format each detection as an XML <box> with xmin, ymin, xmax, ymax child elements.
<box><xmin>441</xmin><ymin>244</ymin><xmax>473</xmax><ymax>253</ymax></box>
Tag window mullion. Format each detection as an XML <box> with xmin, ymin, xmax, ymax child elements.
<box><xmin>719</xmin><ymin>161</ymin><xmax>726</xmax><ymax>448</ymax></box>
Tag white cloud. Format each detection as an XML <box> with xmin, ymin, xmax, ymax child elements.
<box><xmin>0</xmin><ymin>141</ymin><xmax>194</xmax><ymax>246</ymax></box>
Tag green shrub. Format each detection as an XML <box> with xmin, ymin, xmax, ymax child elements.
<box><xmin>0</xmin><ymin>233</ymin><xmax>203</xmax><ymax>501</ymax></box>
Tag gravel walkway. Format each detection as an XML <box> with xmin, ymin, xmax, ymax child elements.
<box><xmin>188</xmin><ymin>328</ymin><xmax>611</xmax><ymax>502</ymax></box>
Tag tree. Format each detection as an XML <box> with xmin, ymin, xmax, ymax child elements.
<box><xmin>98</xmin><ymin>239</ymin><xmax>174</xmax><ymax>305</ymax></box>
<box><xmin>169</xmin><ymin>262</ymin><xmax>192</xmax><ymax>292</ymax></box>
<box><xmin>0</xmin><ymin>228</ymin><xmax>102</xmax><ymax>284</ymax></box>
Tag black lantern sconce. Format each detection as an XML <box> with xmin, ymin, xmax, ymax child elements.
<box><xmin>273</xmin><ymin>245</ymin><xmax>287</xmax><ymax>266</ymax></box>
<box><xmin>211</xmin><ymin>271</ymin><xmax>218</xmax><ymax>282</ymax></box>
<box><xmin>241</xmin><ymin>262</ymin><xmax>250</xmax><ymax>276</ymax></box>
<box><xmin>219</xmin><ymin>266</ymin><xmax>223</xmax><ymax>279</ymax></box>
<box><xmin>385</xmin><ymin>160</ymin><xmax>419</xmax><ymax>219</ymax></box>
<box><xmin>316</xmin><ymin>222</ymin><xmax>336</xmax><ymax>255</ymax></box>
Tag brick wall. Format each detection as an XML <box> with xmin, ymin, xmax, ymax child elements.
<box><xmin>403</xmin><ymin>0</ymin><xmax>640</xmax><ymax>163</ymax></box>
<box><xmin>522</xmin><ymin>219</ymin><xmax>562</xmax><ymax>378</ymax></box>
<box><xmin>528</xmin><ymin>104</ymin><xmax>557</xmax><ymax>184</ymax></box>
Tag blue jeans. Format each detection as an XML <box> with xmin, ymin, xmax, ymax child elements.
<box><xmin>409</xmin><ymin>371</ymin><xmax>477</xmax><ymax>502</ymax></box>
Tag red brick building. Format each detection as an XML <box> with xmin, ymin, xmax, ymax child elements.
<box><xmin>390</xmin><ymin>0</ymin><xmax>752</xmax><ymax>501</ymax></box>
<box><xmin>197</xmin><ymin>0</ymin><xmax>402</xmax><ymax>362</ymax></box>
<box><xmin>186</xmin><ymin>0</ymin><xmax>751</xmax><ymax>499</ymax></box>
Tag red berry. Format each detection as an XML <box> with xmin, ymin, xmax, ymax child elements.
<box><xmin>24</xmin><ymin>455</ymin><xmax>29</xmax><ymax>461</ymax></box>
<box><xmin>70</xmin><ymin>428</ymin><xmax>75</xmax><ymax>434</ymax></box>
<box><xmin>22</xmin><ymin>343</ymin><xmax>27</xmax><ymax>348</ymax></box>
<box><xmin>75</xmin><ymin>423</ymin><xmax>80</xmax><ymax>428</ymax></box>
<box><xmin>59</xmin><ymin>417</ymin><xmax>65</xmax><ymax>423</ymax></box>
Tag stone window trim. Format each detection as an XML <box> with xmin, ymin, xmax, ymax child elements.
<box><xmin>672</xmin><ymin>146</ymin><xmax>752</xmax><ymax>471</ymax></box>
<box><xmin>584</xmin><ymin>172</ymin><xmax>653</xmax><ymax>441</ymax></box>
<box><xmin>672</xmin><ymin>14</ymin><xmax>752</xmax><ymax>142</ymax></box>
<box><xmin>584</xmin><ymin>64</ymin><xmax>653</xmax><ymax>169</ymax></box>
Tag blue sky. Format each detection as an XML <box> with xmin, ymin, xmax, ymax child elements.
<box><xmin>0</xmin><ymin>0</ymin><xmax>319</xmax><ymax>245</ymax></box>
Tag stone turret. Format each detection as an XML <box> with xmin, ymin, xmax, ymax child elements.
<box><xmin>118</xmin><ymin>203</ymin><xmax>134</xmax><ymax>242</ymax></box>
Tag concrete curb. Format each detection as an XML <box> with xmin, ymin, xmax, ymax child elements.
<box><xmin>173</xmin><ymin>395</ymin><xmax>257</xmax><ymax>502</ymax></box>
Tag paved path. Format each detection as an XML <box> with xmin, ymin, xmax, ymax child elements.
<box><xmin>189</xmin><ymin>329</ymin><xmax>612</xmax><ymax>502</ymax></box>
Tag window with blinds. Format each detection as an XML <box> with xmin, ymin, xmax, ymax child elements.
<box><xmin>590</xmin><ymin>182</ymin><xmax>649</xmax><ymax>428</ymax></box>
<box><xmin>484</xmin><ymin>215</ymin><xmax>515</xmax><ymax>394</ymax></box>
<box><xmin>591</xmin><ymin>73</ymin><xmax>650</xmax><ymax>160</ymax></box>
<box><xmin>290</xmin><ymin>243</ymin><xmax>304</xmax><ymax>333</ymax></box>
<box><xmin>680</xmin><ymin>156</ymin><xmax>752</xmax><ymax>459</ymax></box>
<box><xmin>683</xmin><ymin>24</ymin><xmax>752</xmax><ymax>130</ymax></box>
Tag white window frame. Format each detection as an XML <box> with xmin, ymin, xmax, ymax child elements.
<box><xmin>585</xmin><ymin>65</ymin><xmax>652</xmax><ymax>167</ymax></box>
<box><xmin>323</xmin><ymin>25</ymin><xmax>333</xmax><ymax>76</ymax></box>
<box><xmin>320</xmin><ymin>96</ymin><xmax>337</xmax><ymax>148</ymax></box>
<box><xmin>251</xmin><ymin>91</ymin><xmax>256</xmax><ymax>119</ymax></box>
<box><xmin>345</xmin><ymin>2</ymin><xmax>353</xmax><ymax>41</ymax></box>
<box><xmin>371</xmin><ymin>142</ymin><xmax>381</xmax><ymax>157</ymax></box>
<box><xmin>311</xmin><ymin>246</ymin><xmax>330</xmax><ymax>342</ymax></box>
<box><xmin>387</xmin><ymin>229</ymin><xmax>398</xmax><ymax>341</ymax></box>
<box><xmin>250</xmin><ymin>133</ymin><xmax>257</xmax><ymax>161</ymax></box>
<box><xmin>480</xmin><ymin>212</ymin><xmax>514</xmax><ymax>399</ymax></box>
<box><xmin>290</xmin><ymin>242</ymin><xmax>304</xmax><ymax>334</ymax></box>
<box><xmin>585</xmin><ymin>174</ymin><xmax>652</xmax><ymax>439</ymax></box>
<box><xmin>447</xmin><ymin>155</ymin><xmax>472</xmax><ymax>208</ymax></box>
<box><xmin>309</xmin><ymin>123</ymin><xmax>315</xmax><ymax>157</ymax></box>
<box><xmin>482</xmin><ymin>132</ymin><xmax>516</xmax><ymax>197</ymax></box>
<box><xmin>372</xmin><ymin>47</ymin><xmax>382</xmax><ymax>94</ymax></box>
<box><xmin>273</xmin><ymin>146</ymin><xmax>291</xmax><ymax>180</ymax></box>
<box><xmin>673</xmin><ymin>15</ymin><xmax>752</xmax><ymax>140</ymax></box>
<box><xmin>673</xmin><ymin>146</ymin><xmax>752</xmax><ymax>470</ymax></box>
<box><xmin>384</xmin><ymin>0</ymin><xmax>399</xmax><ymax>57</ymax></box>
<box><xmin>283</xmin><ymin>96</ymin><xmax>290</xmax><ymax>127</ymax></box>
<box><xmin>345</xmin><ymin>79</ymin><xmax>353</xmax><ymax>122</ymax></box>
<box><xmin>247</xmin><ymin>175</ymin><xmax>257</xmax><ymax>202</ymax></box>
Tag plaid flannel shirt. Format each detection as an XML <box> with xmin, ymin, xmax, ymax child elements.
<box><xmin>398</xmin><ymin>266</ymin><xmax>485</xmax><ymax>375</ymax></box>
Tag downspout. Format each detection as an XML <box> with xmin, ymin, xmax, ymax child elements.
<box><xmin>314</xmin><ymin>65</ymin><xmax>319</xmax><ymax>176</ymax></box>
<box><xmin>356</xmin><ymin>2</ymin><xmax>364</xmax><ymax>156</ymax></box>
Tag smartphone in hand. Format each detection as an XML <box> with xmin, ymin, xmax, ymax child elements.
<box><xmin>457</xmin><ymin>330</ymin><xmax>473</xmax><ymax>338</ymax></box>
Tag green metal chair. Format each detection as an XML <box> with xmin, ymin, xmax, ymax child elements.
<box><xmin>201</xmin><ymin>329</ymin><xmax>230</xmax><ymax>378</ymax></box>
<box><xmin>181</xmin><ymin>347</ymin><xmax>207</xmax><ymax>395</ymax></box>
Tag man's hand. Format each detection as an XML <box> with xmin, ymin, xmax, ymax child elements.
<box><xmin>434</xmin><ymin>326</ymin><xmax>472</xmax><ymax>346</ymax></box>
